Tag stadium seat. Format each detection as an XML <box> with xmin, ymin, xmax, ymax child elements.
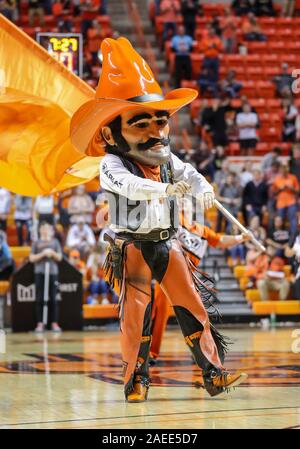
<box><xmin>253</xmin><ymin>301</ymin><xmax>300</xmax><ymax>315</ymax></box>
<box><xmin>0</xmin><ymin>281</ymin><xmax>9</xmax><ymax>297</ymax></box>
<box><xmin>83</xmin><ymin>304</ymin><xmax>118</xmax><ymax>319</ymax></box>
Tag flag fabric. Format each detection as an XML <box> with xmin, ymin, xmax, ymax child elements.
<box><xmin>0</xmin><ymin>14</ymin><xmax>101</xmax><ymax>195</ymax></box>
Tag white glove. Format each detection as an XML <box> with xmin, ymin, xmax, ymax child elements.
<box><xmin>166</xmin><ymin>181</ymin><xmax>191</xmax><ymax>197</ymax></box>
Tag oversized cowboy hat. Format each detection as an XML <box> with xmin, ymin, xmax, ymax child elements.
<box><xmin>70</xmin><ymin>37</ymin><xmax>198</xmax><ymax>156</ymax></box>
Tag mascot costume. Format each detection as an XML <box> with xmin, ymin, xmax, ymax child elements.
<box><xmin>0</xmin><ymin>15</ymin><xmax>247</xmax><ymax>403</ymax></box>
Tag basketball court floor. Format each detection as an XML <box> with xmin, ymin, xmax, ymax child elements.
<box><xmin>0</xmin><ymin>326</ymin><xmax>299</xmax><ymax>429</ymax></box>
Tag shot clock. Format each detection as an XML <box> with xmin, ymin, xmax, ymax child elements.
<box><xmin>36</xmin><ymin>33</ymin><xmax>83</xmax><ymax>77</ymax></box>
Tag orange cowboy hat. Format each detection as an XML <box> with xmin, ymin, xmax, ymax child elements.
<box><xmin>70</xmin><ymin>37</ymin><xmax>198</xmax><ymax>156</ymax></box>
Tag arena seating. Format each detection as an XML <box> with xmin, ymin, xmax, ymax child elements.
<box><xmin>158</xmin><ymin>7</ymin><xmax>300</xmax><ymax>157</ymax></box>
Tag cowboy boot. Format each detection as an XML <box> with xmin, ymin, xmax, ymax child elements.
<box><xmin>203</xmin><ymin>368</ymin><xmax>248</xmax><ymax>397</ymax></box>
<box><xmin>126</xmin><ymin>375</ymin><xmax>150</xmax><ymax>403</ymax></box>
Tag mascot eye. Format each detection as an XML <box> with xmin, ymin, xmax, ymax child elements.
<box><xmin>156</xmin><ymin>119</ymin><xmax>168</xmax><ymax>126</ymax></box>
<box><xmin>135</xmin><ymin>122</ymin><xmax>149</xmax><ymax>129</ymax></box>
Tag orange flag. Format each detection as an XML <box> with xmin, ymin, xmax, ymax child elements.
<box><xmin>0</xmin><ymin>14</ymin><xmax>101</xmax><ymax>196</ymax></box>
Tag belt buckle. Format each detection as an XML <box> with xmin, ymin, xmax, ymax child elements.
<box><xmin>159</xmin><ymin>230</ymin><xmax>169</xmax><ymax>240</ymax></box>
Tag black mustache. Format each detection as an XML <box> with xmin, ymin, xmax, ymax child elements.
<box><xmin>137</xmin><ymin>138</ymin><xmax>170</xmax><ymax>152</ymax></box>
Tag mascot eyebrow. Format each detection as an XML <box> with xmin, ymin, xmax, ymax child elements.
<box><xmin>127</xmin><ymin>110</ymin><xmax>170</xmax><ymax>126</ymax></box>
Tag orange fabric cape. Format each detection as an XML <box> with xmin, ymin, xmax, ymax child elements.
<box><xmin>0</xmin><ymin>14</ymin><xmax>101</xmax><ymax>196</ymax></box>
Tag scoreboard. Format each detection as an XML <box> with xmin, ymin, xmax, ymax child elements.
<box><xmin>36</xmin><ymin>33</ymin><xmax>83</xmax><ymax>78</ymax></box>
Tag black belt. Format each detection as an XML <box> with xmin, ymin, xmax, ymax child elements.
<box><xmin>117</xmin><ymin>228</ymin><xmax>175</xmax><ymax>242</ymax></box>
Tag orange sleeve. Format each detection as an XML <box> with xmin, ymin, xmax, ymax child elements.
<box><xmin>201</xmin><ymin>226</ymin><xmax>222</xmax><ymax>247</ymax></box>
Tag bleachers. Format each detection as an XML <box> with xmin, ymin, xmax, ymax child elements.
<box><xmin>232</xmin><ymin>264</ymin><xmax>300</xmax><ymax>315</ymax></box>
<box><xmin>158</xmin><ymin>6</ymin><xmax>300</xmax><ymax>157</ymax></box>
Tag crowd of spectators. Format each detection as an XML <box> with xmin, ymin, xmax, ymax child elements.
<box><xmin>0</xmin><ymin>184</ymin><xmax>117</xmax><ymax>307</ymax></box>
<box><xmin>195</xmin><ymin>144</ymin><xmax>300</xmax><ymax>301</ymax></box>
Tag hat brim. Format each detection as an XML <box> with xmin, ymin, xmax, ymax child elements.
<box><xmin>70</xmin><ymin>88</ymin><xmax>198</xmax><ymax>154</ymax></box>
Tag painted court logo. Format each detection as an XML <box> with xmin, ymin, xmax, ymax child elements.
<box><xmin>0</xmin><ymin>351</ymin><xmax>299</xmax><ymax>387</ymax></box>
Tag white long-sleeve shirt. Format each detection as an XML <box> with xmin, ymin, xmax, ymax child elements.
<box><xmin>99</xmin><ymin>153</ymin><xmax>213</xmax><ymax>234</ymax></box>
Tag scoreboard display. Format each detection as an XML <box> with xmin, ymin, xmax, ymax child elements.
<box><xmin>36</xmin><ymin>33</ymin><xmax>83</xmax><ymax>78</ymax></box>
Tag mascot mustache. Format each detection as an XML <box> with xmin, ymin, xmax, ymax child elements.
<box><xmin>138</xmin><ymin>137</ymin><xmax>170</xmax><ymax>152</ymax></box>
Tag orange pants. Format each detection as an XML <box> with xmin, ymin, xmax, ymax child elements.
<box><xmin>118</xmin><ymin>238</ymin><xmax>225</xmax><ymax>397</ymax></box>
<box><xmin>150</xmin><ymin>283</ymin><xmax>172</xmax><ymax>359</ymax></box>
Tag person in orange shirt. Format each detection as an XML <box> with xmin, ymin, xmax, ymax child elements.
<box><xmin>150</xmin><ymin>203</ymin><xmax>250</xmax><ymax>363</ymax></box>
<box><xmin>220</xmin><ymin>8</ymin><xmax>238</xmax><ymax>54</ymax></box>
<box><xmin>272</xmin><ymin>163</ymin><xmax>299</xmax><ymax>234</ymax></box>
<box><xmin>87</xmin><ymin>19</ymin><xmax>105</xmax><ymax>65</ymax></box>
<box><xmin>201</xmin><ymin>27</ymin><xmax>223</xmax><ymax>83</ymax></box>
<box><xmin>253</xmin><ymin>246</ymin><xmax>291</xmax><ymax>301</ymax></box>
<box><xmin>242</xmin><ymin>12</ymin><xmax>267</xmax><ymax>41</ymax></box>
<box><xmin>160</xmin><ymin>0</ymin><xmax>181</xmax><ymax>43</ymax></box>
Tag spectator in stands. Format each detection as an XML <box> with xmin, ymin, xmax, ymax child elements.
<box><xmin>52</xmin><ymin>0</ymin><xmax>73</xmax><ymax>33</ymax></box>
<box><xmin>28</xmin><ymin>0</ymin><xmax>45</xmax><ymax>27</ymax></box>
<box><xmin>296</xmin><ymin>114</ymin><xmax>300</xmax><ymax>142</ymax></box>
<box><xmin>256</xmin><ymin>245</ymin><xmax>290</xmax><ymax>301</ymax></box>
<box><xmin>202</xmin><ymin>97</ymin><xmax>232</xmax><ymax>149</ymax></box>
<box><xmin>266</xmin><ymin>215</ymin><xmax>289</xmax><ymax>258</ymax></box>
<box><xmin>220</xmin><ymin>70</ymin><xmax>243</xmax><ymax>99</ymax></box>
<box><xmin>217</xmin><ymin>172</ymin><xmax>241</xmax><ymax>232</ymax></box>
<box><xmin>245</xmin><ymin>215</ymin><xmax>267</xmax><ymax>264</ymax></box>
<box><xmin>14</xmin><ymin>195</ymin><xmax>33</xmax><ymax>246</ymax></box>
<box><xmin>29</xmin><ymin>222</ymin><xmax>62</xmax><ymax>333</ymax></box>
<box><xmin>171</xmin><ymin>25</ymin><xmax>193</xmax><ymax>88</ymax></box>
<box><xmin>87</xmin><ymin>19</ymin><xmax>105</xmax><ymax>65</ymax></box>
<box><xmin>261</xmin><ymin>145</ymin><xmax>281</xmax><ymax>172</ymax></box>
<box><xmin>181</xmin><ymin>0</ymin><xmax>199</xmax><ymax>39</ymax></box>
<box><xmin>57</xmin><ymin>189</ymin><xmax>72</xmax><ymax>229</ymax></box>
<box><xmin>201</xmin><ymin>26</ymin><xmax>223</xmax><ymax>82</ymax></box>
<box><xmin>243</xmin><ymin>169</ymin><xmax>268</xmax><ymax>223</ymax></box>
<box><xmin>220</xmin><ymin>8</ymin><xmax>238</xmax><ymax>53</ymax></box>
<box><xmin>197</xmin><ymin>66</ymin><xmax>219</xmax><ymax>97</ymax></box>
<box><xmin>99</xmin><ymin>0</ymin><xmax>108</xmax><ymax>15</ymax></box>
<box><xmin>285</xmin><ymin>215</ymin><xmax>300</xmax><ymax>298</ymax></box>
<box><xmin>236</xmin><ymin>102</ymin><xmax>259</xmax><ymax>155</ymax></box>
<box><xmin>79</xmin><ymin>0</ymin><xmax>102</xmax><ymax>38</ymax></box>
<box><xmin>82</xmin><ymin>56</ymin><xmax>94</xmax><ymax>81</ymax></box>
<box><xmin>228</xmin><ymin>225</ymin><xmax>247</xmax><ymax>266</ymax></box>
<box><xmin>0</xmin><ymin>188</ymin><xmax>11</xmax><ymax>232</ymax></box>
<box><xmin>86</xmin><ymin>242</ymin><xmax>118</xmax><ymax>304</ymax></box>
<box><xmin>254</xmin><ymin>0</ymin><xmax>276</xmax><ymax>16</ymax></box>
<box><xmin>272</xmin><ymin>162</ymin><xmax>299</xmax><ymax>234</ymax></box>
<box><xmin>235</xmin><ymin>95</ymin><xmax>259</xmax><ymax>116</ymax></box>
<box><xmin>34</xmin><ymin>195</ymin><xmax>55</xmax><ymax>225</ymax></box>
<box><xmin>273</xmin><ymin>62</ymin><xmax>294</xmax><ymax>99</ymax></box>
<box><xmin>160</xmin><ymin>0</ymin><xmax>180</xmax><ymax>44</ymax></box>
<box><xmin>242</xmin><ymin>12</ymin><xmax>267</xmax><ymax>41</ymax></box>
<box><xmin>281</xmin><ymin>98</ymin><xmax>298</xmax><ymax>143</ymax></box>
<box><xmin>239</xmin><ymin>160</ymin><xmax>254</xmax><ymax>188</ymax></box>
<box><xmin>282</xmin><ymin>0</ymin><xmax>295</xmax><ymax>17</ymax></box>
<box><xmin>191</xmin><ymin>140</ymin><xmax>215</xmax><ymax>180</ymax></box>
<box><xmin>66</xmin><ymin>217</ymin><xmax>96</xmax><ymax>258</ymax></box>
<box><xmin>231</xmin><ymin>0</ymin><xmax>255</xmax><ymax>16</ymax></box>
<box><xmin>0</xmin><ymin>231</ymin><xmax>14</xmax><ymax>281</ymax></box>
<box><xmin>214</xmin><ymin>157</ymin><xmax>231</xmax><ymax>190</ymax></box>
<box><xmin>212</xmin><ymin>145</ymin><xmax>227</xmax><ymax>174</ymax></box>
<box><xmin>289</xmin><ymin>144</ymin><xmax>300</xmax><ymax>182</ymax></box>
<box><xmin>0</xmin><ymin>0</ymin><xmax>17</xmax><ymax>22</ymax></box>
<box><xmin>68</xmin><ymin>185</ymin><xmax>95</xmax><ymax>224</ymax></box>
<box><xmin>68</xmin><ymin>249</ymin><xmax>86</xmax><ymax>275</ymax></box>
<box><xmin>210</xmin><ymin>13</ymin><xmax>222</xmax><ymax>37</ymax></box>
